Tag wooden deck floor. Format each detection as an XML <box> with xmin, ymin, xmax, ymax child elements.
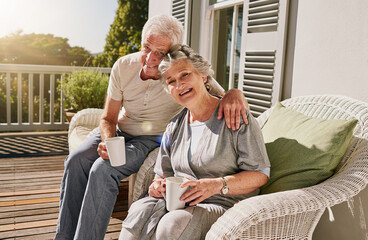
<box><xmin>0</xmin><ymin>155</ymin><xmax>128</xmax><ymax>240</ymax></box>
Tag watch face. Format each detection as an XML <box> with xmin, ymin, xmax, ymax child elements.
<box><xmin>222</xmin><ymin>187</ymin><xmax>229</xmax><ymax>194</ymax></box>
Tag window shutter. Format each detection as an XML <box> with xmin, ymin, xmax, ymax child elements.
<box><xmin>238</xmin><ymin>0</ymin><xmax>289</xmax><ymax>117</ymax></box>
<box><xmin>172</xmin><ymin>0</ymin><xmax>192</xmax><ymax>45</ymax></box>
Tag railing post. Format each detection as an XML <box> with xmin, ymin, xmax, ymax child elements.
<box><xmin>39</xmin><ymin>73</ymin><xmax>44</xmax><ymax>124</ymax></box>
<box><xmin>50</xmin><ymin>74</ymin><xmax>55</xmax><ymax>124</ymax></box>
<box><xmin>17</xmin><ymin>73</ymin><xmax>22</xmax><ymax>125</ymax></box>
<box><xmin>6</xmin><ymin>72</ymin><xmax>11</xmax><ymax>125</ymax></box>
<box><xmin>60</xmin><ymin>74</ymin><xmax>65</xmax><ymax>124</ymax></box>
<box><xmin>28</xmin><ymin>73</ymin><xmax>34</xmax><ymax>124</ymax></box>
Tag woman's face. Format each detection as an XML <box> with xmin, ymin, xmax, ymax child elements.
<box><xmin>163</xmin><ymin>59</ymin><xmax>207</xmax><ymax>107</ymax></box>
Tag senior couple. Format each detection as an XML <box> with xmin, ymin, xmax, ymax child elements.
<box><xmin>55</xmin><ymin>15</ymin><xmax>270</xmax><ymax>240</ymax></box>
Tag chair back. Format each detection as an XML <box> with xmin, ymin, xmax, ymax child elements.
<box><xmin>257</xmin><ymin>95</ymin><xmax>368</xmax><ymax>204</ymax></box>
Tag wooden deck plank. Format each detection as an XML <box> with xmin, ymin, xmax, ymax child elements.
<box><xmin>0</xmin><ymin>154</ymin><xmax>129</xmax><ymax>239</ymax></box>
<box><xmin>0</xmin><ymin>206</ymin><xmax>59</xmax><ymax>221</ymax></box>
<box><xmin>9</xmin><ymin>232</ymin><xmax>57</xmax><ymax>240</ymax></box>
<box><xmin>0</xmin><ymin>197</ymin><xmax>60</xmax><ymax>207</ymax></box>
<box><xmin>0</xmin><ymin>202</ymin><xmax>59</xmax><ymax>213</ymax></box>
<box><xmin>0</xmin><ymin>171</ymin><xmax>64</xmax><ymax>180</ymax></box>
<box><xmin>0</xmin><ymin>188</ymin><xmax>60</xmax><ymax>197</ymax></box>
<box><xmin>0</xmin><ymin>212</ymin><xmax>59</xmax><ymax>225</ymax></box>
<box><xmin>0</xmin><ymin>183</ymin><xmax>62</xmax><ymax>191</ymax></box>
<box><xmin>0</xmin><ymin>225</ymin><xmax>57</xmax><ymax>239</ymax></box>
<box><xmin>0</xmin><ymin>192</ymin><xmax>60</xmax><ymax>202</ymax></box>
<box><xmin>0</xmin><ymin>219</ymin><xmax>58</xmax><ymax>232</ymax></box>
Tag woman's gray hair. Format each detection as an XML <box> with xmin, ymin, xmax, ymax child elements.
<box><xmin>142</xmin><ymin>15</ymin><xmax>184</xmax><ymax>46</ymax></box>
<box><xmin>159</xmin><ymin>44</ymin><xmax>215</xmax><ymax>88</ymax></box>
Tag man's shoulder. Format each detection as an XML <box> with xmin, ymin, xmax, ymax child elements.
<box><xmin>110</xmin><ymin>52</ymin><xmax>142</xmax><ymax>89</ymax></box>
<box><xmin>114</xmin><ymin>52</ymin><xmax>142</xmax><ymax>68</ymax></box>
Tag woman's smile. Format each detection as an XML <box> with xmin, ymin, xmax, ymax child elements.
<box><xmin>179</xmin><ymin>88</ymin><xmax>192</xmax><ymax>96</ymax></box>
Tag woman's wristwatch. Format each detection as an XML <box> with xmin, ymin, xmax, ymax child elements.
<box><xmin>221</xmin><ymin>177</ymin><xmax>229</xmax><ymax>194</ymax></box>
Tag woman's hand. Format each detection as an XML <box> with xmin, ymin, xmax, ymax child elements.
<box><xmin>148</xmin><ymin>178</ymin><xmax>166</xmax><ymax>198</ymax></box>
<box><xmin>218</xmin><ymin>89</ymin><xmax>249</xmax><ymax>130</ymax></box>
<box><xmin>180</xmin><ymin>178</ymin><xmax>222</xmax><ymax>206</ymax></box>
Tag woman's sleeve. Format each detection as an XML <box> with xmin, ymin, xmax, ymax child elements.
<box><xmin>236</xmin><ymin>111</ymin><xmax>271</xmax><ymax>171</ymax></box>
<box><xmin>154</xmin><ymin>122</ymin><xmax>175</xmax><ymax>178</ymax></box>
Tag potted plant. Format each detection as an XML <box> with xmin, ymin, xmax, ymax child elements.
<box><xmin>58</xmin><ymin>69</ymin><xmax>109</xmax><ymax>122</ymax></box>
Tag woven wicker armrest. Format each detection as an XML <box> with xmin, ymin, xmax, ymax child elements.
<box><xmin>206</xmin><ymin>188</ymin><xmax>325</xmax><ymax>239</ymax></box>
<box><xmin>132</xmin><ymin>147</ymin><xmax>159</xmax><ymax>202</ymax></box>
<box><xmin>207</xmin><ymin>136</ymin><xmax>368</xmax><ymax>239</ymax></box>
<box><xmin>68</xmin><ymin>108</ymin><xmax>103</xmax><ymax>138</ymax></box>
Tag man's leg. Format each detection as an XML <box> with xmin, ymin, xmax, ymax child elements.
<box><xmin>73</xmin><ymin>134</ymin><xmax>160</xmax><ymax>240</ymax></box>
<box><xmin>55</xmin><ymin>132</ymin><xmax>102</xmax><ymax>240</ymax></box>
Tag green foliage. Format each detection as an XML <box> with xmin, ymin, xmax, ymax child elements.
<box><xmin>93</xmin><ymin>0</ymin><xmax>148</xmax><ymax>67</ymax></box>
<box><xmin>59</xmin><ymin>70</ymin><xmax>109</xmax><ymax>111</ymax></box>
<box><xmin>0</xmin><ymin>31</ymin><xmax>93</xmax><ymax>66</ymax></box>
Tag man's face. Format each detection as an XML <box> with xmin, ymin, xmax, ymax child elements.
<box><xmin>140</xmin><ymin>34</ymin><xmax>172</xmax><ymax>80</ymax></box>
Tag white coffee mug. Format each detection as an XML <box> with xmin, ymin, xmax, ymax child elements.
<box><xmin>105</xmin><ymin>137</ymin><xmax>126</xmax><ymax>167</ymax></box>
<box><xmin>161</xmin><ymin>177</ymin><xmax>189</xmax><ymax>211</ymax></box>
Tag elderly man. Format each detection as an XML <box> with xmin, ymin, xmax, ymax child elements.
<box><xmin>55</xmin><ymin>15</ymin><xmax>248</xmax><ymax>240</ymax></box>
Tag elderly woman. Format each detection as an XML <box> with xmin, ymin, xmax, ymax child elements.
<box><xmin>119</xmin><ymin>45</ymin><xmax>270</xmax><ymax>240</ymax></box>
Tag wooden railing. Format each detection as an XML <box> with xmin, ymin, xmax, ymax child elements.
<box><xmin>0</xmin><ymin>64</ymin><xmax>111</xmax><ymax>132</ymax></box>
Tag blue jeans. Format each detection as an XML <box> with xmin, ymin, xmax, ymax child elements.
<box><xmin>55</xmin><ymin>130</ymin><xmax>160</xmax><ymax>240</ymax></box>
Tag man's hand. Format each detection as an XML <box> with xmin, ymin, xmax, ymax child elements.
<box><xmin>99</xmin><ymin>96</ymin><xmax>122</xmax><ymax>160</ymax></box>
<box><xmin>218</xmin><ymin>89</ymin><xmax>249</xmax><ymax>130</ymax></box>
<box><xmin>97</xmin><ymin>142</ymin><xmax>109</xmax><ymax>160</ymax></box>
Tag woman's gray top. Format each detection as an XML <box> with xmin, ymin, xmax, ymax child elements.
<box><xmin>154</xmin><ymin>101</ymin><xmax>270</xmax><ymax>208</ymax></box>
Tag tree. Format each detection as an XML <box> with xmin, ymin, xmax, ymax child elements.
<box><xmin>93</xmin><ymin>0</ymin><xmax>148</xmax><ymax>67</ymax></box>
<box><xmin>0</xmin><ymin>31</ymin><xmax>93</xmax><ymax>66</ymax></box>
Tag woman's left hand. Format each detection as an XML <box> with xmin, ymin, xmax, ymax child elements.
<box><xmin>180</xmin><ymin>178</ymin><xmax>222</xmax><ymax>206</ymax></box>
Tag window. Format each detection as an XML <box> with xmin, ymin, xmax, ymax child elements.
<box><xmin>211</xmin><ymin>4</ymin><xmax>243</xmax><ymax>91</ymax></box>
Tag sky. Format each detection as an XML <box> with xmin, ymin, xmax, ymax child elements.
<box><xmin>0</xmin><ymin>0</ymin><xmax>119</xmax><ymax>54</ymax></box>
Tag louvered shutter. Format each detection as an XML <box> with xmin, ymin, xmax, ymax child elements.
<box><xmin>238</xmin><ymin>0</ymin><xmax>289</xmax><ymax>117</ymax></box>
<box><xmin>172</xmin><ymin>0</ymin><xmax>192</xmax><ymax>45</ymax></box>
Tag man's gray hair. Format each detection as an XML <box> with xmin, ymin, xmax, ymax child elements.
<box><xmin>159</xmin><ymin>45</ymin><xmax>215</xmax><ymax>89</ymax></box>
<box><xmin>142</xmin><ymin>15</ymin><xmax>184</xmax><ymax>46</ymax></box>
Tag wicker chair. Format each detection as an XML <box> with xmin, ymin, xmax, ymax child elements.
<box><xmin>131</xmin><ymin>95</ymin><xmax>368</xmax><ymax>239</ymax></box>
<box><xmin>68</xmin><ymin>108</ymin><xmax>103</xmax><ymax>153</ymax></box>
<box><xmin>68</xmin><ymin>95</ymin><xmax>368</xmax><ymax>239</ymax></box>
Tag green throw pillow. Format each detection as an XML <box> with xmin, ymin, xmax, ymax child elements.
<box><xmin>260</xmin><ymin>102</ymin><xmax>357</xmax><ymax>194</ymax></box>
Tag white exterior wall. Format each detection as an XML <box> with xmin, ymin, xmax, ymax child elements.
<box><xmin>290</xmin><ymin>0</ymin><xmax>368</xmax><ymax>103</ymax></box>
<box><xmin>148</xmin><ymin>0</ymin><xmax>172</xmax><ymax>18</ymax></box>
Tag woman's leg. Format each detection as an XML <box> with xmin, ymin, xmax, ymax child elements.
<box><xmin>119</xmin><ymin>196</ymin><xmax>167</xmax><ymax>240</ymax></box>
<box><xmin>155</xmin><ymin>204</ymin><xmax>227</xmax><ymax>240</ymax></box>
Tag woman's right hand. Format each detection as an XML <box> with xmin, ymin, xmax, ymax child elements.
<box><xmin>148</xmin><ymin>177</ymin><xmax>166</xmax><ymax>198</ymax></box>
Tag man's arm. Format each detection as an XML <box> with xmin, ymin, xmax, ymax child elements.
<box><xmin>206</xmin><ymin>77</ymin><xmax>249</xmax><ymax>130</ymax></box>
<box><xmin>218</xmin><ymin>89</ymin><xmax>250</xmax><ymax>130</ymax></box>
<box><xmin>97</xmin><ymin>96</ymin><xmax>122</xmax><ymax>159</ymax></box>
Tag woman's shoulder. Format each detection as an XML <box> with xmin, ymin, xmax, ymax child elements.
<box><xmin>166</xmin><ymin>108</ymin><xmax>188</xmax><ymax>132</ymax></box>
